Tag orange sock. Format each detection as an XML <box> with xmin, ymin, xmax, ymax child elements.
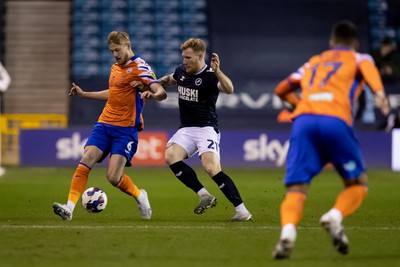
<box><xmin>333</xmin><ymin>184</ymin><xmax>368</xmax><ymax>218</ymax></box>
<box><xmin>68</xmin><ymin>163</ymin><xmax>91</xmax><ymax>205</ymax></box>
<box><xmin>116</xmin><ymin>174</ymin><xmax>140</xmax><ymax>199</ymax></box>
<box><xmin>280</xmin><ymin>191</ymin><xmax>307</xmax><ymax>227</ymax></box>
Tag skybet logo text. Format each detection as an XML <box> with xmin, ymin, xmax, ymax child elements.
<box><xmin>56</xmin><ymin>132</ymin><xmax>87</xmax><ymax>160</ymax></box>
<box><xmin>55</xmin><ymin>131</ymin><xmax>167</xmax><ymax>166</ymax></box>
<box><xmin>243</xmin><ymin>134</ymin><xmax>290</xmax><ymax>167</ymax></box>
<box><xmin>132</xmin><ymin>132</ymin><xmax>167</xmax><ymax>166</ymax></box>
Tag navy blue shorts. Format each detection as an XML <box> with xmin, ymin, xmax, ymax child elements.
<box><xmin>85</xmin><ymin>123</ymin><xmax>138</xmax><ymax>167</ymax></box>
<box><xmin>285</xmin><ymin>115</ymin><xmax>366</xmax><ymax>186</ymax></box>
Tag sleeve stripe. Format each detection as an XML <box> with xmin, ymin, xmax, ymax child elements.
<box><xmin>138</xmin><ymin>65</ymin><xmax>150</xmax><ymax>71</ymax></box>
<box><xmin>140</xmin><ymin>74</ymin><xmax>156</xmax><ymax>80</ymax></box>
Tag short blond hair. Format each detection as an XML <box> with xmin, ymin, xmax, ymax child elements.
<box><xmin>108</xmin><ymin>31</ymin><xmax>131</xmax><ymax>45</ymax></box>
<box><xmin>180</xmin><ymin>38</ymin><xmax>206</xmax><ymax>53</ymax></box>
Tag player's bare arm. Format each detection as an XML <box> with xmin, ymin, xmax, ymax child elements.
<box><xmin>69</xmin><ymin>82</ymin><xmax>109</xmax><ymax>100</ymax></box>
<box><xmin>275</xmin><ymin>80</ymin><xmax>301</xmax><ymax>108</ymax></box>
<box><xmin>158</xmin><ymin>74</ymin><xmax>177</xmax><ymax>88</ymax></box>
<box><xmin>374</xmin><ymin>90</ymin><xmax>390</xmax><ymax>116</ymax></box>
<box><xmin>140</xmin><ymin>83</ymin><xmax>167</xmax><ymax>101</ymax></box>
<box><xmin>211</xmin><ymin>53</ymin><xmax>234</xmax><ymax>94</ymax></box>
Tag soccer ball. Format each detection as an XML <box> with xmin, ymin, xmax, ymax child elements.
<box><xmin>81</xmin><ymin>187</ymin><xmax>108</xmax><ymax>213</ymax></box>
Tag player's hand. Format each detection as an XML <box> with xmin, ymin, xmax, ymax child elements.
<box><xmin>140</xmin><ymin>91</ymin><xmax>155</xmax><ymax>100</ymax></box>
<box><xmin>130</xmin><ymin>80</ymin><xmax>147</xmax><ymax>91</ymax></box>
<box><xmin>276</xmin><ymin>109</ymin><xmax>293</xmax><ymax>123</ymax></box>
<box><xmin>210</xmin><ymin>53</ymin><xmax>220</xmax><ymax>72</ymax></box>
<box><xmin>69</xmin><ymin>82</ymin><xmax>83</xmax><ymax>96</ymax></box>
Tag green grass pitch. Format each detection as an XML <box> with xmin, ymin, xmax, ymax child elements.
<box><xmin>0</xmin><ymin>167</ymin><xmax>399</xmax><ymax>267</ymax></box>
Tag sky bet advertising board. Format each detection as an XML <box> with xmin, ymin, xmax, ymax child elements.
<box><xmin>19</xmin><ymin>129</ymin><xmax>394</xmax><ymax>169</ymax></box>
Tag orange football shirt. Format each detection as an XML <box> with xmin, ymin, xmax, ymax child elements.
<box><xmin>98</xmin><ymin>55</ymin><xmax>159</xmax><ymax>128</ymax></box>
<box><xmin>277</xmin><ymin>47</ymin><xmax>384</xmax><ymax>125</ymax></box>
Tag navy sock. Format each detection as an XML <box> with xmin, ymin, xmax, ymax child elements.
<box><xmin>212</xmin><ymin>171</ymin><xmax>243</xmax><ymax>207</ymax></box>
<box><xmin>169</xmin><ymin>161</ymin><xmax>203</xmax><ymax>193</ymax></box>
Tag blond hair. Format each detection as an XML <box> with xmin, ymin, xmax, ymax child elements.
<box><xmin>180</xmin><ymin>38</ymin><xmax>206</xmax><ymax>53</ymax></box>
<box><xmin>108</xmin><ymin>31</ymin><xmax>131</xmax><ymax>45</ymax></box>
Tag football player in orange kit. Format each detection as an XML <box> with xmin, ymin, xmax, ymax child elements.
<box><xmin>272</xmin><ymin>21</ymin><xmax>392</xmax><ymax>259</ymax></box>
<box><xmin>53</xmin><ymin>31</ymin><xmax>167</xmax><ymax>221</ymax></box>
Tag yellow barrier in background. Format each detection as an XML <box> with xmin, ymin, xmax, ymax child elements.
<box><xmin>0</xmin><ymin>114</ymin><xmax>67</xmax><ymax>165</ymax></box>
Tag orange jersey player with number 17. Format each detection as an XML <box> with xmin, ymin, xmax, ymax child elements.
<box><xmin>272</xmin><ymin>21</ymin><xmax>391</xmax><ymax>260</ymax></box>
<box><xmin>276</xmin><ymin>45</ymin><xmax>386</xmax><ymax>126</ymax></box>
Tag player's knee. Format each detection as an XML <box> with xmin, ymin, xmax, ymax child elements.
<box><xmin>285</xmin><ymin>183</ymin><xmax>309</xmax><ymax>194</ymax></box>
<box><xmin>358</xmin><ymin>173</ymin><xmax>368</xmax><ymax>186</ymax></box>
<box><xmin>80</xmin><ymin>148</ymin><xmax>101</xmax><ymax>168</ymax></box>
<box><xmin>344</xmin><ymin>173</ymin><xmax>368</xmax><ymax>187</ymax></box>
<box><xmin>165</xmin><ymin>147</ymin><xmax>184</xmax><ymax>166</ymax></box>
<box><xmin>106</xmin><ymin>172</ymin><xmax>120</xmax><ymax>186</ymax></box>
<box><xmin>203</xmin><ymin>164</ymin><xmax>220</xmax><ymax>177</ymax></box>
<box><xmin>165</xmin><ymin>151</ymin><xmax>174</xmax><ymax>165</ymax></box>
<box><xmin>80</xmin><ymin>154</ymin><xmax>96</xmax><ymax>167</ymax></box>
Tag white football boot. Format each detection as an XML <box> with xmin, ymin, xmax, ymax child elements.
<box><xmin>52</xmin><ymin>202</ymin><xmax>73</xmax><ymax>221</ymax></box>
<box><xmin>194</xmin><ymin>194</ymin><xmax>217</xmax><ymax>214</ymax></box>
<box><xmin>320</xmin><ymin>213</ymin><xmax>349</xmax><ymax>254</ymax></box>
<box><xmin>137</xmin><ymin>189</ymin><xmax>152</xmax><ymax>220</ymax></box>
<box><xmin>230</xmin><ymin>211</ymin><xmax>253</xmax><ymax>222</ymax></box>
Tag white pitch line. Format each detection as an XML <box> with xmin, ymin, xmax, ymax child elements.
<box><xmin>1</xmin><ymin>225</ymin><xmax>400</xmax><ymax>230</ymax></box>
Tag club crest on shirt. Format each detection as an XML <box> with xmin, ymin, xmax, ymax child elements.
<box><xmin>126</xmin><ymin>67</ymin><xmax>133</xmax><ymax>74</ymax></box>
<box><xmin>195</xmin><ymin>78</ymin><xmax>202</xmax><ymax>86</ymax></box>
<box><xmin>180</xmin><ymin>76</ymin><xmax>185</xmax><ymax>81</ymax></box>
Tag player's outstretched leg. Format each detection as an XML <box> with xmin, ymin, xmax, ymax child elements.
<box><xmin>272</xmin><ymin>192</ymin><xmax>306</xmax><ymax>259</ymax></box>
<box><xmin>115</xmin><ymin>174</ymin><xmax>152</xmax><ymax>220</ymax></box>
<box><xmin>320</xmin><ymin>212</ymin><xmax>349</xmax><ymax>254</ymax></box>
<box><xmin>212</xmin><ymin>171</ymin><xmax>252</xmax><ymax>221</ymax></box>
<box><xmin>169</xmin><ymin>161</ymin><xmax>217</xmax><ymax>214</ymax></box>
<box><xmin>320</xmin><ymin>183</ymin><xmax>368</xmax><ymax>254</ymax></box>
<box><xmin>52</xmin><ymin>202</ymin><xmax>73</xmax><ymax>221</ymax></box>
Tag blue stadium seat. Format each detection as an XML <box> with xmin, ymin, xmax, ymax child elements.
<box><xmin>72</xmin><ymin>23</ymin><xmax>101</xmax><ymax>35</ymax></box>
<box><xmin>101</xmin><ymin>0</ymin><xmax>128</xmax><ymax>9</ymax></box>
<box><xmin>182</xmin><ymin>0</ymin><xmax>206</xmax><ymax>9</ymax></box>
<box><xmin>156</xmin><ymin>24</ymin><xmax>182</xmax><ymax>37</ymax></box>
<box><xmin>155</xmin><ymin>13</ymin><xmax>180</xmax><ymax>23</ymax></box>
<box><xmin>137</xmin><ymin>51</ymin><xmax>156</xmax><ymax>64</ymax></box>
<box><xmin>73</xmin><ymin>36</ymin><xmax>102</xmax><ymax>49</ymax></box>
<box><xmin>73</xmin><ymin>62</ymin><xmax>102</xmax><ymax>78</ymax></box>
<box><xmin>71</xmin><ymin>0</ymin><xmax>209</xmax><ymax>79</ymax></box>
<box><xmin>73</xmin><ymin>11</ymin><xmax>101</xmax><ymax>23</ymax></box>
<box><xmin>183</xmin><ymin>26</ymin><xmax>208</xmax><ymax>37</ymax></box>
<box><xmin>128</xmin><ymin>24</ymin><xmax>156</xmax><ymax>36</ymax></box>
<box><xmin>129</xmin><ymin>12</ymin><xmax>154</xmax><ymax>23</ymax></box>
<box><xmin>154</xmin><ymin>0</ymin><xmax>180</xmax><ymax>9</ymax></box>
<box><xmin>73</xmin><ymin>0</ymin><xmax>101</xmax><ymax>9</ymax></box>
<box><xmin>128</xmin><ymin>0</ymin><xmax>153</xmax><ymax>8</ymax></box>
<box><xmin>73</xmin><ymin>48</ymin><xmax>100</xmax><ymax>62</ymax></box>
<box><xmin>182</xmin><ymin>13</ymin><xmax>206</xmax><ymax>23</ymax></box>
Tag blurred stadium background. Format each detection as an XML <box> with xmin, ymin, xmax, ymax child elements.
<box><xmin>0</xmin><ymin>0</ymin><xmax>399</xmax><ymax>169</ymax></box>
